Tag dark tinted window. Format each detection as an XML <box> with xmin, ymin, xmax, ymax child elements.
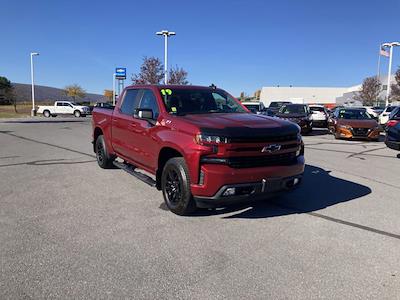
<box><xmin>120</xmin><ymin>89</ymin><xmax>140</xmax><ymax>115</ymax></box>
<box><xmin>139</xmin><ymin>89</ymin><xmax>159</xmax><ymax>119</ymax></box>
<box><xmin>56</xmin><ymin>102</ymin><xmax>63</xmax><ymax>106</ymax></box>
<box><xmin>159</xmin><ymin>88</ymin><xmax>246</xmax><ymax>115</ymax></box>
<box><xmin>337</xmin><ymin>109</ymin><xmax>371</xmax><ymax>120</ymax></box>
<box><xmin>280</xmin><ymin>104</ymin><xmax>308</xmax><ymax>114</ymax></box>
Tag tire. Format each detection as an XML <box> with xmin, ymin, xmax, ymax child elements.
<box><xmin>43</xmin><ymin>110</ymin><xmax>51</xmax><ymax>118</ymax></box>
<box><xmin>95</xmin><ymin>135</ymin><xmax>114</xmax><ymax>169</ymax></box>
<box><xmin>74</xmin><ymin>110</ymin><xmax>81</xmax><ymax>118</ymax></box>
<box><xmin>161</xmin><ymin>157</ymin><xmax>196</xmax><ymax>216</ymax></box>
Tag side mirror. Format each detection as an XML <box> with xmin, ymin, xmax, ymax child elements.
<box><xmin>136</xmin><ymin>108</ymin><xmax>153</xmax><ymax>120</ymax></box>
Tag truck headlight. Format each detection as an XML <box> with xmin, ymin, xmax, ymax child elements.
<box><xmin>195</xmin><ymin>134</ymin><xmax>229</xmax><ymax>145</ymax></box>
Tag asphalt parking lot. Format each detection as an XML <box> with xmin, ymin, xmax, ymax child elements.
<box><xmin>1</xmin><ymin>117</ymin><xmax>399</xmax><ymax>299</ymax></box>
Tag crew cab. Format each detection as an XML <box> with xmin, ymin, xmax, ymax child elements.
<box><xmin>92</xmin><ymin>85</ymin><xmax>305</xmax><ymax>215</ymax></box>
<box><xmin>38</xmin><ymin>101</ymin><xmax>91</xmax><ymax>117</ymax></box>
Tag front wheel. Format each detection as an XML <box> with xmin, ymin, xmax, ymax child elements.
<box><xmin>95</xmin><ymin>135</ymin><xmax>114</xmax><ymax>169</ymax></box>
<box><xmin>161</xmin><ymin>157</ymin><xmax>196</xmax><ymax>216</ymax></box>
<box><xmin>74</xmin><ymin>110</ymin><xmax>81</xmax><ymax>117</ymax></box>
<box><xmin>43</xmin><ymin>110</ymin><xmax>51</xmax><ymax>118</ymax></box>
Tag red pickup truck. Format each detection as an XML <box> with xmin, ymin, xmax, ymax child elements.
<box><xmin>92</xmin><ymin>85</ymin><xmax>304</xmax><ymax>215</ymax></box>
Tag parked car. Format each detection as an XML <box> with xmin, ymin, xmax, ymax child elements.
<box><xmin>94</xmin><ymin>102</ymin><xmax>114</xmax><ymax>109</ymax></box>
<box><xmin>92</xmin><ymin>85</ymin><xmax>305</xmax><ymax>215</ymax></box>
<box><xmin>242</xmin><ymin>101</ymin><xmax>266</xmax><ymax>114</ymax></box>
<box><xmin>328</xmin><ymin>108</ymin><xmax>381</xmax><ymax>141</ymax></box>
<box><xmin>309</xmin><ymin>105</ymin><xmax>328</xmax><ymax>128</ymax></box>
<box><xmin>379</xmin><ymin>106</ymin><xmax>399</xmax><ymax>125</ymax></box>
<box><xmin>266</xmin><ymin>101</ymin><xmax>292</xmax><ymax>116</ymax></box>
<box><xmin>384</xmin><ymin>108</ymin><xmax>400</xmax><ymax>152</ymax></box>
<box><xmin>38</xmin><ymin>101</ymin><xmax>91</xmax><ymax>117</ymax></box>
<box><xmin>274</xmin><ymin>104</ymin><xmax>312</xmax><ymax>134</ymax></box>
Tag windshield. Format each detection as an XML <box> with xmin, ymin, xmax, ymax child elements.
<box><xmin>269</xmin><ymin>101</ymin><xmax>289</xmax><ymax>108</ymax></box>
<box><xmin>279</xmin><ymin>105</ymin><xmax>308</xmax><ymax>114</ymax></box>
<box><xmin>310</xmin><ymin>106</ymin><xmax>325</xmax><ymax>112</ymax></box>
<box><xmin>159</xmin><ymin>88</ymin><xmax>246</xmax><ymax>115</ymax></box>
<box><xmin>338</xmin><ymin>109</ymin><xmax>372</xmax><ymax>120</ymax></box>
<box><xmin>243</xmin><ymin>104</ymin><xmax>260</xmax><ymax>113</ymax></box>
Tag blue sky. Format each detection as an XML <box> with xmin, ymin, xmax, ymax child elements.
<box><xmin>1</xmin><ymin>0</ymin><xmax>399</xmax><ymax>96</ymax></box>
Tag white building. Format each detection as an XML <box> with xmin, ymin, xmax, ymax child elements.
<box><xmin>259</xmin><ymin>75</ymin><xmax>396</xmax><ymax>107</ymax></box>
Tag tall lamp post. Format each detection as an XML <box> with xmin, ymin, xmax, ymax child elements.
<box><xmin>156</xmin><ymin>30</ymin><xmax>176</xmax><ymax>84</ymax></box>
<box><xmin>382</xmin><ymin>42</ymin><xmax>400</xmax><ymax>106</ymax></box>
<box><xmin>30</xmin><ymin>52</ymin><xmax>39</xmax><ymax>116</ymax></box>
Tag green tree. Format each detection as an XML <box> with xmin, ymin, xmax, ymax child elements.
<box><xmin>0</xmin><ymin>76</ymin><xmax>17</xmax><ymax>112</ymax></box>
<box><xmin>64</xmin><ymin>84</ymin><xmax>86</xmax><ymax>101</ymax></box>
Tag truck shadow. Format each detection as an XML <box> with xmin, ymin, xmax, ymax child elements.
<box><xmin>193</xmin><ymin>164</ymin><xmax>371</xmax><ymax>218</ymax></box>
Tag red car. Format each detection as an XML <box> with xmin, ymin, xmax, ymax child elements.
<box><xmin>92</xmin><ymin>85</ymin><xmax>304</xmax><ymax>215</ymax></box>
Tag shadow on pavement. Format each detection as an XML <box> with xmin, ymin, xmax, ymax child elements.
<box><xmin>307</xmin><ymin>128</ymin><xmax>330</xmax><ymax>136</ymax></box>
<box><xmin>191</xmin><ymin>164</ymin><xmax>371</xmax><ymax>218</ymax></box>
<box><xmin>2</xmin><ymin>119</ymin><xmax>88</xmax><ymax>124</ymax></box>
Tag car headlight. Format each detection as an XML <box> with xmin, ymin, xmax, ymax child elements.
<box><xmin>195</xmin><ymin>134</ymin><xmax>229</xmax><ymax>145</ymax></box>
<box><xmin>338</xmin><ymin>125</ymin><xmax>352</xmax><ymax>130</ymax></box>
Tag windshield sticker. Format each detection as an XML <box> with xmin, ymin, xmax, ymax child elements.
<box><xmin>160</xmin><ymin>89</ymin><xmax>172</xmax><ymax>96</ymax></box>
<box><xmin>171</xmin><ymin>107</ymin><xmax>177</xmax><ymax>112</ymax></box>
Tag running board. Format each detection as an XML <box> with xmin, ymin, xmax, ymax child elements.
<box><xmin>113</xmin><ymin>161</ymin><xmax>156</xmax><ymax>187</ymax></box>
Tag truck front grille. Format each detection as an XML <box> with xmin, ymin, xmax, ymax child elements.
<box><xmin>201</xmin><ymin>152</ymin><xmax>298</xmax><ymax>169</ymax></box>
<box><xmin>352</xmin><ymin>128</ymin><xmax>369</xmax><ymax>137</ymax></box>
<box><xmin>229</xmin><ymin>134</ymin><xmax>298</xmax><ymax>143</ymax></box>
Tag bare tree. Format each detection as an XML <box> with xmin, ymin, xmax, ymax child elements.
<box><xmin>254</xmin><ymin>89</ymin><xmax>261</xmax><ymax>100</ymax></box>
<box><xmin>168</xmin><ymin>66</ymin><xmax>189</xmax><ymax>85</ymax></box>
<box><xmin>132</xmin><ymin>57</ymin><xmax>164</xmax><ymax>84</ymax></box>
<box><xmin>354</xmin><ymin>76</ymin><xmax>382</xmax><ymax>106</ymax></box>
<box><xmin>390</xmin><ymin>67</ymin><xmax>400</xmax><ymax>102</ymax></box>
<box><xmin>104</xmin><ymin>89</ymin><xmax>114</xmax><ymax>102</ymax></box>
<box><xmin>64</xmin><ymin>84</ymin><xmax>86</xmax><ymax>102</ymax></box>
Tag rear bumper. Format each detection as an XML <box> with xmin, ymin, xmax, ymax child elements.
<box><xmin>312</xmin><ymin>120</ymin><xmax>327</xmax><ymax>128</ymax></box>
<box><xmin>385</xmin><ymin>139</ymin><xmax>400</xmax><ymax>151</ymax></box>
<box><xmin>194</xmin><ymin>175</ymin><xmax>302</xmax><ymax>208</ymax></box>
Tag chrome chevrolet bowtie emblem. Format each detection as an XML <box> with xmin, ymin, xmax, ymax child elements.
<box><xmin>261</xmin><ymin>144</ymin><xmax>281</xmax><ymax>153</ymax></box>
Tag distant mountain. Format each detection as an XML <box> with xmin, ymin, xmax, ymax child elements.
<box><xmin>12</xmin><ymin>83</ymin><xmax>107</xmax><ymax>103</ymax></box>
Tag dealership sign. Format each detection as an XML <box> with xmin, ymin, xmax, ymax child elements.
<box><xmin>115</xmin><ymin>67</ymin><xmax>126</xmax><ymax>80</ymax></box>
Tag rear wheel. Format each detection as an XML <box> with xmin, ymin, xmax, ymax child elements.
<box><xmin>161</xmin><ymin>157</ymin><xmax>196</xmax><ymax>216</ymax></box>
<box><xmin>43</xmin><ymin>110</ymin><xmax>51</xmax><ymax>118</ymax></box>
<box><xmin>95</xmin><ymin>135</ymin><xmax>114</xmax><ymax>169</ymax></box>
<box><xmin>74</xmin><ymin>110</ymin><xmax>81</xmax><ymax>117</ymax></box>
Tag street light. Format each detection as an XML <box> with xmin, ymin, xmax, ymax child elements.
<box><xmin>156</xmin><ymin>30</ymin><xmax>176</xmax><ymax>84</ymax></box>
<box><xmin>30</xmin><ymin>52</ymin><xmax>39</xmax><ymax>116</ymax></box>
<box><xmin>382</xmin><ymin>42</ymin><xmax>400</xmax><ymax>106</ymax></box>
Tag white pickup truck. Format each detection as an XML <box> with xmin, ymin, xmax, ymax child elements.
<box><xmin>37</xmin><ymin>101</ymin><xmax>91</xmax><ymax>118</ymax></box>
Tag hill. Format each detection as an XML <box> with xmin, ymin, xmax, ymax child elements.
<box><xmin>12</xmin><ymin>83</ymin><xmax>107</xmax><ymax>103</ymax></box>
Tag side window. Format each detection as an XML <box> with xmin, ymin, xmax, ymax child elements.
<box><xmin>138</xmin><ymin>89</ymin><xmax>159</xmax><ymax>119</ymax></box>
<box><xmin>56</xmin><ymin>102</ymin><xmax>63</xmax><ymax>106</ymax></box>
<box><xmin>120</xmin><ymin>89</ymin><xmax>140</xmax><ymax>115</ymax></box>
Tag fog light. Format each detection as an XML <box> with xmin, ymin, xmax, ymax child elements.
<box><xmin>223</xmin><ymin>187</ymin><xmax>236</xmax><ymax>196</ymax></box>
<box><xmin>293</xmin><ymin>178</ymin><xmax>300</xmax><ymax>185</ymax></box>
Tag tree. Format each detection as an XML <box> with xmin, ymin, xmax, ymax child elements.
<box><xmin>168</xmin><ymin>66</ymin><xmax>189</xmax><ymax>85</ymax></box>
<box><xmin>390</xmin><ymin>67</ymin><xmax>400</xmax><ymax>102</ymax></box>
<box><xmin>132</xmin><ymin>57</ymin><xmax>164</xmax><ymax>84</ymax></box>
<box><xmin>0</xmin><ymin>76</ymin><xmax>12</xmax><ymax>105</ymax></box>
<box><xmin>64</xmin><ymin>84</ymin><xmax>86</xmax><ymax>102</ymax></box>
<box><xmin>104</xmin><ymin>89</ymin><xmax>114</xmax><ymax>102</ymax></box>
<box><xmin>354</xmin><ymin>76</ymin><xmax>381</xmax><ymax>106</ymax></box>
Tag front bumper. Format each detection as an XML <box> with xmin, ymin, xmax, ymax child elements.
<box><xmin>194</xmin><ymin>175</ymin><xmax>302</xmax><ymax>208</ymax></box>
<box><xmin>336</xmin><ymin>127</ymin><xmax>381</xmax><ymax>140</ymax></box>
<box><xmin>190</xmin><ymin>156</ymin><xmax>305</xmax><ymax>206</ymax></box>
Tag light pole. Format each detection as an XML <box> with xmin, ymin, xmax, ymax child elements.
<box><xmin>156</xmin><ymin>30</ymin><xmax>176</xmax><ymax>84</ymax></box>
<box><xmin>112</xmin><ymin>73</ymin><xmax>116</xmax><ymax>105</ymax></box>
<box><xmin>30</xmin><ymin>52</ymin><xmax>39</xmax><ymax>116</ymax></box>
<box><xmin>382</xmin><ymin>42</ymin><xmax>400</xmax><ymax>106</ymax></box>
